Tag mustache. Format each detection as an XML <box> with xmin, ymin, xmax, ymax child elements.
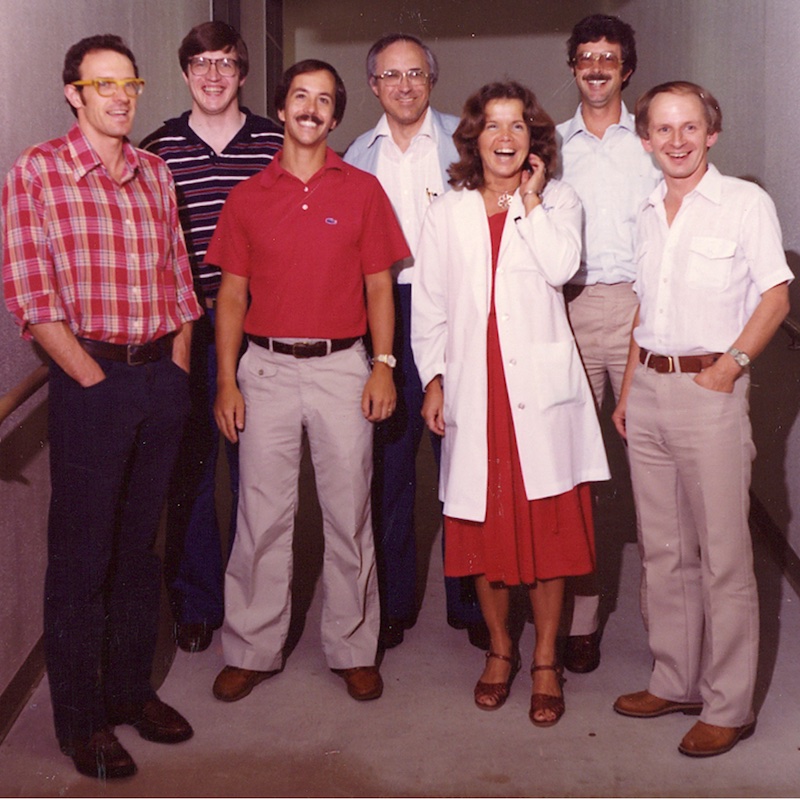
<box><xmin>584</xmin><ymin>72</ymin><xmax>611</xmax><ymax>82</ymax></box>
<box><xmin>296</xmin><ymin>113</ymin><xmax>324</xmax><ymax>126</ymax></box>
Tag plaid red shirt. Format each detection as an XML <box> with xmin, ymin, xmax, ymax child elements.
<box><xmin>2</xmin><ymin>124</ymin><xmax>201</xmax><ymax>344</ymax></box>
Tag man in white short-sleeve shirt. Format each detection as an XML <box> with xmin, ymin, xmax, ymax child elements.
<box><xmin>611</xmin><ymin>81</ymin><xmax>791</xmax><ymax>759</ymax></box>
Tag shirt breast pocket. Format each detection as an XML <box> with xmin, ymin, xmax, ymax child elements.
<box><xmin>686</xmin><ymin>236</ymin><xmax>736</xmax><ymax>291</ymax></box>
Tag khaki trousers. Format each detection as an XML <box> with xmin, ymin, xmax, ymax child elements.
<box><xmin>221</xmin><ymin>341</ymin><xmax>379</xmax><ymax>671</ymax></box>
<box><xmin>565</xmin><ymin>282</ymin><xmax>639</xmax><ymax>635</ymax></box>
<box><xmin>626</xmin><ymin>364</ymin><xmax>758</xmax><ymax>727</ymax></box>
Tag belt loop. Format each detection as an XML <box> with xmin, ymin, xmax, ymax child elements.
<box><xmin>325</xmin><ymin>340</ymin><xmax>332</xmax><ymax>356</ymax></box>
<box><xmin>670</xmin><ymin>354</ymin><xmax>680</xmax><ymax>374</ymax></box>
<box><xmin>643</xmin><ymin>349</ymin><xmax>652</xmax><ymax>369</ymax></box>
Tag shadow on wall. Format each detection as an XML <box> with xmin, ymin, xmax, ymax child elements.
<box><xmin>749</xmin><ymin>248</ymin><xmax>800</xmax><ymax>537</ymax></box>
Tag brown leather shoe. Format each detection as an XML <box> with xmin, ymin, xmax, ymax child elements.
<box><xmin>213</xmin><ymin>665</ymin><xmax>276</xmax><ymax>702</ymax></box>
<box><xmin>562</xmin><ymin>632</ymin><xmax>600</xmax><ymax>673</ymax></box>
<box><xmin>62</xmin><ymin>727</ymin><xmax>137</xmax><ymax>779</ymax></box>
<box><xmin>678</xmin><ymin>720</ymin><xmax>756</xmax><ymax>757</ymax></box>
<box><xmin>108</xmin><ymin>697</ymin><xmax>193</xmax><ymax>743</ymax></box>
<box><xmin>332</xmin><ymin>666</ymin><xmax>383</xmax><ymax>700</ymax></box>
<box><xmin>614</xmin><ymin>690</ymin><xmax>703</xmax><ymax>718</ymax></box>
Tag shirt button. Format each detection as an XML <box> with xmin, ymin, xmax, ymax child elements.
<box><xmin>258</xmin><ymin>369</ymin><xmax>264</xmax><ymax>376</ymax></box>
<box><xmin>518</xmin><ymin>402</ymin><xmax>526</xmax><ymax>410</ymax></box>
<box><xmin>509</xmin><ymin>358</ymin><xmax>517</xmax><ymax>365</ymax></box>
<box><xmin>304</xmin><ymin>186</ymin><xmax>309</xmax><ymax>193</ymax></box>
<box><xmin>302</xmin><ymin>204</ymin><xmax>308</xmax><ymax>211</ymax></box>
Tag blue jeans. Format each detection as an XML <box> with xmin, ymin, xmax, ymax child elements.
<box><xmin>373</xmin><ymin>284</ymin><xmax>483</xmax><ymax>626</ymax></box>
<box><xmin>165</xmin><ymin>307</ymin><xmax>239</xmax><ymax>627</ymax></box>
<box><xmin>45</xmin><ymin>354</ymin><xmax>189</xmax><ymax>746</ymax></box>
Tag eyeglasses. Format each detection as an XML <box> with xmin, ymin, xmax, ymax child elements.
<box><xmin>188</xmin><ymin>56</ymin><xmax>239</xmax><ymax>77</ymax></box>
<box><xmin>572</xmin><ymin>51</ymin><xmax>621</xmax><ymax>69</ymax></box>
<box><xmin>71</xmin><ymin>78</ymin><xmax>145</xmax><ymax>98</ymax></box>
<box><xmin>372</xmin><ymin>69</ymin><xmax>429</xmax><ymax>86</ymax></box>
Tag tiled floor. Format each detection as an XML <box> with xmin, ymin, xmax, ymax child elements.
<box><xmin>1</xmin><ymin>444</ymin><xmax>799</xmax><ymax>797</ymax></box>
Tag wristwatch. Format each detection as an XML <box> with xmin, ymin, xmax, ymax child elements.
<box><xmin>374</xmin><ymin>354</ymin><xmax>397</xmax><ymax>368</ymax></box>
<box><xmin>727</xmin><ymin>346</ymin><xmax>751</xmax><ymax>367</ymax></box>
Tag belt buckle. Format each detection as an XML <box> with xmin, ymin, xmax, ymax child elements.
<box><xmin>127</xmin><ymin>345</ymin><xmax>145</xmax><ymax>366</ymax></box>
<box><xmin>666</xmin><ymin>355</ymin><xmax>675</xmax><ymax>373</ymax></box>
<box><xmin>291</xmin><ymin>341</ymin><xmax>317</xmax><ymax>358</ymax></box>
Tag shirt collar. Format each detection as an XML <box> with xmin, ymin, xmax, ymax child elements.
<box><xmin>561</xmin><ymin>101</ymin><xmax>636</xmax><ymax>142</ymax></box>
<box><xmin>367</xmin><ymin>106</ymin><xmax>435</xmax><ymax>149</ymax></box>
<box><xmin>259</xmin><ymin>145</ymin><xmax>344</xmax><ymax>188</ymax></box>
<box><xmin>645</xmin><ymin>164</ymin><xmax>721</xmax><ymax>208</ymax></box>
<box><xmin>66</xmin><ymin>123</ymin><xmax>139</xmax><ymax>183</ymax></box>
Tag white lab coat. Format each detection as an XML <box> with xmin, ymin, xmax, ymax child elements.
<box><xmin>411</xmin><ymin>179</ymin><xmax>610</xmax><ymax>522</ymax></box>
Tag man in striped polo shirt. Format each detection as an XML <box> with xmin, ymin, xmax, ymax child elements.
<box><xmin>141</xmin><ymin>21</ymin><xmax>283</xmax><ymax>654</ymax></box>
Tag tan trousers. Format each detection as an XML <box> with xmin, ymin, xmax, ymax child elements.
<box><xmin>565</xmin><ymin>282</ymin><xmax>639</xmax><ymax>635</ymax></box>
<box><xmin>626</xmin><ymin>364</ymin><xmax>758</xmax><ymax>727</ymax></box>
<box><xmin>221</xmin><ymin>341</ymin><xmax>379</xmax><ymax>671</ymax></box>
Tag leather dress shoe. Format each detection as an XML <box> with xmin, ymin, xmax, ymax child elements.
<box><xmin>678</xmin><ymin>720</ymin><xmax>756</xmax><ymax>757</ymax></box>
<box><xmin>62</xmin><ymin>727</ymin><xmax>137</xmax><ymax>779</ymax></box>
<box><xmin>562</xmin><ymin>632</ymin><xmax>601</xmax><ymax>673</ymax></box>
<box><xmin>213</xmin><ymin>665</ymin><xmax>276</xmax><ymax>702</ymax></box>
<box><xmin>332</xmin><ymin>666</ymin><xmax>383</xmax><ymax>700</ymax></box>
<box><xmin>108</xmin><ymin>697</ymin><xmax>193</xmax><ymax>743</ymax></box>
<box><xmin>175</xmin><ymin>621</ymin><xmax>214</xmax><ymax>653</ymax></box>
<box><xmin>614</xmin><ymin>689</ymin><xmax>703</xmax><ymax>718</ymax></box>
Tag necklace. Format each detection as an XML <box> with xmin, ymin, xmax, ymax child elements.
<box><xmin>484</xmin><ymin>185</ymin><xmax>517</xmax><ymax>209</ymax></box>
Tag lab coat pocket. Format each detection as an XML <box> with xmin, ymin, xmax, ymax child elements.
<box><xmin>686</xmin><ymin>236</ymin><xmax>736</xmax><ymax>291</ymax></box>
<box><xmin>529</xmin><ymin>341</ymin><xmax>582</xmax><ymax>410</ymax></box>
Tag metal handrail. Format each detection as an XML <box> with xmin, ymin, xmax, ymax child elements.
<box><xmin>781</xmin><ymin>316</ymin><xmax>800</xmax><ymax>350</ymax></box>
<box><xmin>0</xmin><ymin>364</ymin><xmax>49</xmax><ymax>427</ymax></box>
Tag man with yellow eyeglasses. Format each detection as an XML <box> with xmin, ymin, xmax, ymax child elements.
<box><xmin>2</xmin><ymin>34</ymin><xmax>201</xmax><ymax>780</ymax></box>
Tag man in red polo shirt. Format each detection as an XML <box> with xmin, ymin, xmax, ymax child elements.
<box><xmin>208</xmin><ymin>60</ymin><xmax>409</xmax><ymax>704</ymax></box>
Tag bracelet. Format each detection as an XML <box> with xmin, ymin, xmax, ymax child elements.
<box><xmin>523</xmin><ymin>189</ymin><xmax>542</xmax><ymax>198</ymax></box>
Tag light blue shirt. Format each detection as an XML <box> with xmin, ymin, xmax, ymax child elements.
<box><xmin>557</xmin><ymin>103</ymin><xmax>661</xmax><ymax>285</ymax></box>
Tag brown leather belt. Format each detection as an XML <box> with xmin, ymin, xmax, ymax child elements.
<box><xmin>249</xmin><ymin>335</ymin><xmax>359</xmax><ymax>359</ymax></box>
<box><xmin>78</xmin><ymin>334</ymin><xmax>175</xmax><ymax>366</ymax></box>
<box><xmin>639</xmin><ymin>347</ymin><xmax>722</xmax><ymax>374</ymax></box>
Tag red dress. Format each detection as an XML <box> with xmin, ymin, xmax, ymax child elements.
<box><xmin>444</xmin><ymin>210</ymin><xmax>595</xmax><ymax>586</ymax></box>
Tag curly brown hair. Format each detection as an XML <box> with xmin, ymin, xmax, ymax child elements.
<box><xmin>448</xmin><ymin>81</ymin><xmax>557</xmax><ymax>191</ymax></box>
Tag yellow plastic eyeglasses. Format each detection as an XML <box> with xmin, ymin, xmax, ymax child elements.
<box><xmin>71</xmin><ymin>78</ymin><xmax>145</xmax><ymax>98</ymax></box>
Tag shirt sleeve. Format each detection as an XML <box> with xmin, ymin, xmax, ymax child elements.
<box><xmin>205</xmin><ymin>185</ymin><xmax>252</xmax><ymax>278</ymax></box>
<box><xmin>2</xmin><ymin>151</ymin><xmax>67</xmax><ymax>337</ymax></box>
<box><xmin>161</xmin><ymin>165</ymin><xmax>202</xmax><ymax>324</ymax></box>
<box><xmin>358</xmin><ymin>177</ymin><xmax>411</xmax><ymax>275</ymax></box>
<box><xmin>742</xmin><ymin>188</ymin><xmax>794</xmax><ymax>293</ymax></box>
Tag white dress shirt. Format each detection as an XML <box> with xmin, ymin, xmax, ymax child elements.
<box><xmin>634</xmin><ymin>164</ymin><xmax>793</xmax><ymax>356</ymax></box>
<box><xmin>373</xmin><ymin>108</ymin><xmax>446</xmax><ymax>281</ymax></box>
<box><xmin>557</xmin><ymin>103</ymin><xmax>661</xmax><ymax>285</ymax></box>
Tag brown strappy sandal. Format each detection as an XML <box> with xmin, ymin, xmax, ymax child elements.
<box><xmin>474</xmin><ymin>650</ymin><xmax>521</xmax><ymax>711</ymax></box>
<box><xmin>529</xmin><ymin>664</ymin><xmax>565</xmax><ymax>727</ymax></box>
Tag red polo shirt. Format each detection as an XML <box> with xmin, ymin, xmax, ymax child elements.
<box><xmin>207</xmin><ymin>148</ymin><xmax>409</xmax><ymax>339</ymax></box>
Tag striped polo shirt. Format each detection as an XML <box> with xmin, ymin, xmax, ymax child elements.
<box><xmin>141</xmin><ymin>108</ymin><xmax>283</xmax><ymax>299</ymax></box>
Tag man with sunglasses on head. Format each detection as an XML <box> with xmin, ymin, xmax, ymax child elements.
<box><xmin>2</xmin><ymin>35</ymin><xmax>201</xmax><ymax>779</ymax></box>
<box><xmin>345</xmin><ymin>34</ymin><xmax>487</xmax><ymax>651</ymax></box>
<box><xmin>141</xmin><ymin>22</ymin><xmax>283</xmax><ymax>656</ymax></box>
<box><xmin>555</xmin><ymin>14</ymin><xmax>661</xmax><ymax>674</ymax></box>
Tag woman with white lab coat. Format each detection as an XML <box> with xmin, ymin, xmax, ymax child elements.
<box><xmin>412</xmin><ymin>82</ymin><xmax>609</xmax><ymax>726</ymax></box>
